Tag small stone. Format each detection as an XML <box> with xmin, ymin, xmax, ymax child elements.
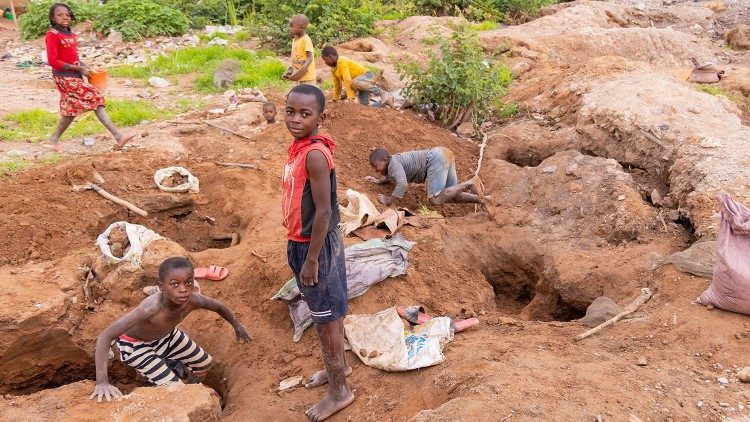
<box><xmin>510</xmin><ymin>61</ymin><xmax>532</xmax><ymax>78</ymax></box>
<box><xmin>719</xmin><ymin>402</ymin><xmax>730</xmax><ymax>407</ymax></box>
<box><xmin>278</xmin><ymin>376</ymin><xmax>303</xmax><ymax>391</ymax></box>
<box><xmin>123</xmin><ymin>79</ymin><xmax>134</xmax><ymax>87</ymax></box>
<box><xmin>456</xmin><ymin>122</ymin><xmax>475</xmax><ymax>138</ymax></box>
<box><xmin>697</xmin><ymin>400</ymin><xmax>704</xmax><ymax>408</ymax></box>
<box><xmin>651</xmin><ymin>189</ymin><xmax>664</xmax><ymax>206</ymax></box>
<box><xmin>718</xmin><ymin>376</ymin><xmax>729</xmax><ymax>385</ymax></box>
<box><xmin>107</xmin><ymin>29</ymin><xmax>123</xmax><ymax>43</ymax></box>
<box><xmin>148</xmin><ymin>76</ymin><xmax>170</xmax><ymax>88</ymax></box>
<box><xmin>737</xmin><ymin>367</ymin><xmax>750</xmax><ymax>382</ymax></box>
<box><xmin>700</xmin><ymin>137</ymin><xmax>722</xmax><ymax>148</ymax></box>
<box><xmin>137</xmin><ymin>90</ymin><xmax>152</xmax><ymax>99</ymax></box>
<box><xmin>637</xmin><ymin>356</ymin><xmax>648</xmax><ymax>366</ymax></box>
<box><xmin>540</xmin><ymin>165</ymin><xmax>557</xmax><ymax>174</ymax></box>
<box><xmin>565</xmin><ymin>163</ymin><xmax>578</xmax><ymax>175</ymax></box>
<box><xmin>617</xmin><ymin>195</ymin><xmax>627</xmax><ymax>201</ymax></box>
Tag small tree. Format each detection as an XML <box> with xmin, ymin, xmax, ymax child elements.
<box><xmin>396</xmin><ymin>27</ymin><xmax>512</xmax><ymax>130</ymax></box>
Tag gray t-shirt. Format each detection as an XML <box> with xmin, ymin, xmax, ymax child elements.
<box><xmin>387</xmin><ymin>149</ymin><xmax>428</xmax><ymax>198</ymax></box>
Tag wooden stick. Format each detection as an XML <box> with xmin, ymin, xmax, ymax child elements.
<box><xmin>87</xmin><ymin>183</ymin><xmax>149</xmax><ymax>217</ymax></box>
<box><xmin>474</xmin><ymin>128</ymin><xmax>488</xmax><ymax>178</ymax></box>
<box><xmin>216</xmin><ymin>162</ymin><xmax>256</xmax><ymax>169</ymax></box>
<box><xmin>203</xmin><ymin>120</ymin><xmax>254</xmax><ymax>140</ymax></box>
<box><xmin>575</xmin><ymin>288</ymin><xmax>653</xmax><ymax>341</ymax></box>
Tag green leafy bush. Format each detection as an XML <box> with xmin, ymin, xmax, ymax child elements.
<box><xmin>19</xmin><ymin>0</ymin><xmax>98</xmax><ymax>41</ymax></box>
<box><xmin>413</xmin><ymin>0</ymin><xmax>558</xmax><ymax>22</ymax></box>
<box><xmin>164</xmin><ymin>0</ymin><xmax>227</xmax><ymax>29</ymax></box>
<box><xmin>396</xmin><ymin>27</ymin><xmax>512</xmax><ymax>130</ymax></box>
<box><xmin>244</xmin><ymin>0</ymin><xmax>383</xmax><ymax>53</ymax></box>
<box><xmin>93</xmin><ymin>0</ymin><xmax>190</xmax><ymax>41</ymax></box>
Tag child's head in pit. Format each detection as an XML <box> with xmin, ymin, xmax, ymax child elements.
<box><xmin>368</xmin><ymin>148</ymin><xmax>390</xmax><ymax>175</ymax></box>
<box><xmin>321</xmin><ymin>45</ymin><xmax>339</xmax><ymax>68</ymax></box>
<box><xmin>288</xmin><ymin>14</ymin><xmax>309</xmax><ymax>38</ymax></box>
<box><xmin>158</xmin><ymin>257</ymin><xmax>196</xmax><ymax>306</ymax></box>
<box><xmin>263</xmin><ymin>102</ymin><xmax>277</xmax><ymax>124</ymax></box>
<box><xmin>285</xmin><ymin>84</ymin><xmax>325</xmax><ymax>140</ymax></box>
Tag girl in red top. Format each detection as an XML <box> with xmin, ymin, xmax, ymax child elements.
<box><xmin>45</xmin><ymin>3</ymin><xmax>135</xmax><ymax>151</ymax></box>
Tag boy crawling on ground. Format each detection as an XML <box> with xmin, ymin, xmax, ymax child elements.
<box><xmin>320</xmin><ymin>45</ymin><xmax>393</xmax><ymax>108</ymax></box>
<box><xmin>366</xmin><ymin>147</ymin><xmax>495</xmax><ymax>217</ymax></box>
<box><xmin>90</xmin><ymin>256</ymin><xmax>250</xmax><ymax>402</ymax></box>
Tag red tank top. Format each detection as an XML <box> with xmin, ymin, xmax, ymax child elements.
<box><xmin>282</xmin><ymin>134</ymin><xmax>340</xmax><ymax>242</ymax></box>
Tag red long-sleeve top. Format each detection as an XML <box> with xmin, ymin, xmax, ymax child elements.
<box><xmin>45</xmin><ymin>27</ymin><xmax>82</xmax><ymax>77</ymax></box>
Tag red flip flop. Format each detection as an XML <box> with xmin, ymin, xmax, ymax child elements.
<box><xmin>194</xmin><ymin>266</ymin><xmax>228</xmax><ymax>281</ymax></box>
<box><xmin>396</xmin><ymin>305</ymin><xmax>479</xmax><ymax>332</ymax></box>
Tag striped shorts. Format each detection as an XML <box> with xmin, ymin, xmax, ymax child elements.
<box><xmin>115</xmin><ymin>328</ymin><xmax>212</xmax><ymax>386</ymax></box>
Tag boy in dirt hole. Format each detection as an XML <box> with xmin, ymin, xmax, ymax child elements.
<box><xmin>282</xmin><ymin>84</ymin><xmax>354</xmax><ymax>421</ymax></box>
<box><xmin>320</xmin><ymin>45</ymin><xmax>394</xmax><ymax>108</ymax></box>
<box><xmin>90</xmin><ymin>257</ymin><xmax>250</xmax><ymax>402</ymax></box>
<box><xmin>263</xmin><ymin>101</ymin><xmax>278</xmax><ymax>124</ymax></box>
<box><xmin>366</xmin><ymin>147</ymin><xmax>495</xmax><ymax>217</ymax></box>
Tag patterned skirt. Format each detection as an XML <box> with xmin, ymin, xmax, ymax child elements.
<box><xmin>53</xmin><ymin>75</ymin><xmax>105</xmax><ymax>117</ymax></box>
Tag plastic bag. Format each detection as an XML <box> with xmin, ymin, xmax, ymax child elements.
<box><xmin>96</xmin><ymin>221</ymin><xmax>161</xmax><ymax>267</ymax></box>
<box><xmin>154</xmin><ymin>167</ymin><xmax>200</xmax><ymax>193</ymax></box>
<box><xmin>696</xmin><ymin>192</ymin><xmax>750</xmax><ymax>314</ymax></box>
<box><xmin>343</xmin><ymin>307</ymin><xmax>453</xmax><ymax>372</ymax></box>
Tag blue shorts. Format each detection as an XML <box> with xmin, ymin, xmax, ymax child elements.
<box><xmin>426</xmin><ymin>147</ymin><xmax>458</xmax><ymax>198</ymax></box>
<box><xmin>287</xmin><ymin>229</ymin><xmax>348</xmax><ymax>324</ymax></box>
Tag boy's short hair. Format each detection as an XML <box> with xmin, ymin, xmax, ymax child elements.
<box><xmin>263</xmin><ymin>101</ymin><xmax>276</xmax><ymax>110</ymax></box>
<box><xmin>288</xmin><ymin>84</ymin><xmax>325</xmax><ymax>114</ymax></box>
<box><xmin>321</xmin><ymin>45</ymin><xmax>338</xmax><ymax>58</ymax></box>
<box><xmin>158</xmin><ymin>257</ymin><xmax>194</xmax><ymax>281</ymax></box>
<box><xmin>369</xmin><ymin>148</ymin><xmax>390</xmax><ymax>165</ymax></box>
<box><xmin>291</xmin><ymin>14</ymin><xmax>309</xmax><ymax>28</ymax></box>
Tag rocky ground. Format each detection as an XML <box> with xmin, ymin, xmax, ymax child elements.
<box><xmin>1</xmin><ymin>1</ymin><xmax>750</xmax><ymax>421</ymax></box>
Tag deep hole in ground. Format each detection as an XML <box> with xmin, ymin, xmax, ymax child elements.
<box><xmin>93</xmin><ymin>193</ymin><xmax>244</xmax><ymax>253</ymax></box>
<box><xmin>469</xmin><ymin>239</ymin><xmax>588</xmax><ymax>322</ymax></box>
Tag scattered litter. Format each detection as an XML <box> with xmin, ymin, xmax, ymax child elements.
<box><xmin>154</xmin><ymin>167</ymin><xmax>200</xmax><ymax>193</ymax></box>
<box><xmin>696</xmin><ymin>193</ymin><xmax>750</xmax><ymax>314</ymax></box>
<box><xmin>339</xmin><ymin>189</ymin><xmax>381</xmax><ymax>236</ymax></box>
<box><xmin>278</xmin><ymin>376</ymin><xmax>303</xmax><ymax>391</ymax></box>
<box><xmin>148</xmin><ymin>76</ymin><xmax>170</xmax><ymax>88</ymax></box>
<box><xmin>272</xmin><ymin>235</ymin><xmax>415</xmax><ymax>341</ymax></box>
<box><xmin>344</xmin><ymin>307</ymin><xmax>453</xmax><ymax>372</ymax></box>
<box><xmin>96</xmin><ymin>222</ymin><xmax>161</xmax><ymax>267</ymax></box>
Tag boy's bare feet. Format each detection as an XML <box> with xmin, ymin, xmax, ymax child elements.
<box><xmin>113</xmin><ymin>132</ymin><xmax>136</xmax><ymax>150</ymax></box>
<box><xmin>306</xmin><ymin>391</ymin><xmax>355</xmax><ymax>422</ymax></box>
<box><xmin>469</xmin><ymin>176</ymin><xmax>485</xmax><ymax>198</ymax></box>
<box><xmin>305</xmin><ymin>365</ymin><xmax>353</xmax><ymax>388</ymax></box>
<box><xmin>43</xmin><ymin>142</ymin><xmax>64</xmax><ymax>152</ymax></box>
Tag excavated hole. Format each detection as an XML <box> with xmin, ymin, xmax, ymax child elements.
<box><xmin>479</xmin><ymin>246</ymin><xmax>587</xmax><ymax>322</ymax></box>
<box><xmin>92</xmin><ymin>194</ymin><xmax>244</xmax><ymax>253</ymax></box>
<box><xmin>503</xmin><ymin>149</ymin><xmax>549</xmax><ymax>167</ymax></box>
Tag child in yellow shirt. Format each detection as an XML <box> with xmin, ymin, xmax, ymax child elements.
<box><xmin>283</xmin><ymin>14</ymin><xmax>316</xmax><ymax>85</ymax></box>
<box><xmin>321</xmin><ymin>45</ymin><xmax>393</xmax><ymax>108</ymax></box>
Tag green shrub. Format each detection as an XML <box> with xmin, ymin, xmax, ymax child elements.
<box><xmin>396</xmin><ymin>27</ymin><xmax>512</xmax><ymax>130</ymax></box>
<box><xmin>93</xmin><ymin>0</ymin><xmax>189</xmax><ymax>41</ymax></box>
<box><xmin>164</xmin><ymin>0</ymin><xmax>227</xmax><ymax>29</ymax></box>
<box><xmin>413</xmin><ymin>0</ymin><xmax>558</xmax><ymax>22</ymax></box>
<box><xmin>19</xmin><ymin>0</ymin><xmax>98</xmax><ymax>41</ymax></box>
<box><xmin>244</xmin><ymin>0</ymin><xmax>383</xmax><ymax>53</ymax></box>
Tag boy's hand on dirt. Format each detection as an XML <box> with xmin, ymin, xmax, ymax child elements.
<box><xmin>299</xmin><ymin>259</ymin><xmax>319</xmax><ymax>286</ymax></box>
<box><xmin>364</xmin><ymin>176</ymin><xmax>379</xmax><ymax>184</ymax></box>
<box><xmin>377</xmin><ymin>194</ymin><xmax>392</xmax><ymax>205</ymax></box>
<box><xmin>235</xmin><ymin>325</ymin><xmax>251</xmax><ymax>342</ymax></box>
<box><xmin>90</xmin><ymin>383</ymin><xmax>122</xmax><ymax>403</ymax></box>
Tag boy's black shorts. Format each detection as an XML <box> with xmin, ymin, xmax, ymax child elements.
<box><xmin>287</xmin><ymin>229</ymin><xmax>348</xmax><ymax>324</ymax></box>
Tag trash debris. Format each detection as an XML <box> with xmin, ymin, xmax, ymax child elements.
<box><xmin>272</xmin><ymin>235</ymin><xmax>415</xmax><ymax>341</ymax></box>
<box><xmin>154</xmin><ymin>167</ymin><xmax>200</xmax><ymax>193</ymax></box>
<box><xmin>344</xmin><ymin>307</ymin><xmax>454</xmax><ymax>372</ymax></box>
<box><xmin>148</xmin><ymin>76</ymin><xmax>170</xmax><ymax>88</ymax></box>
<box><xmin>696</xmin><ymin>193</ymin><xmax>750</xmax><ymax>314</ymax></box>
<box><xmin>96</xmin><ymin>222</ymin><xmax>162</xmax><ymax>266</ymax></box>
<box><xmin>339</xmin><ymin>189</ymin><xmax>381</xmax><ymax>236</ymax></box>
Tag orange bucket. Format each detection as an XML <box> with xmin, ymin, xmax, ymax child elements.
<box><xmin>89</xmin><ymin>69</ymin><xmax>108</xmax><ymax>92</ymax></box>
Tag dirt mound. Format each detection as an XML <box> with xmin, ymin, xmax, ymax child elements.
<box><xmin>725</xmin><ymin>24</ymin><xmax>750</xmax><ymax>50</ymax></box>
<box><xmin>0</xmin><ymin>381</ymin><xmax>221</xmax><ymax>421</ymax></box>
<box><xmin>480</xmin><ymin>1</ymin><xmax>717</xmax><ymax>67</ymax></box>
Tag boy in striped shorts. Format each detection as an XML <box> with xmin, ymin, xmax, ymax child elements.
<box><xmin>90</xmin><ymin>257</ymin><xmax>250</xmax><ymax>402</ymax></box>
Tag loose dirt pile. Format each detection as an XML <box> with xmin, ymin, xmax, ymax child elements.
<box><xmin>2</xmin><ymin>0</ymin><xmax>750</xmax><ymax>420</ymax></box>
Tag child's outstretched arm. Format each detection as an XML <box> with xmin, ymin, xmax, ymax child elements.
<box><xmin>91</xmin><ymin>306</ymin><xmax>150</xmax><ymax>402</ymax></box>
<box><xmin>194</xmin><ymin>295</ymin><xmax>251</xmax><ymax>342</ymax></box>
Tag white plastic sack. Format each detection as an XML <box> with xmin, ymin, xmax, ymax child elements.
<box><xmin>339</xmin><ymin>189</ymin><xmax>381</xmax><ymax>235</ymax></box>
<box><xmin>96</xmin><ymin>221</ymin><xmax>161</xmax><ymax>267</ymax></box>
<box><xmin>344</xmin><ymin>307</ymin><xmax>453</xmax><ymax>372</ymax></box>
<box><xmin>154</xmin><ymin>167</ymin><xmax>200</xmax><ymax>193</ymax></box>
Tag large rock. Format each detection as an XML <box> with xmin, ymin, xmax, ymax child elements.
<box><xmin>725</xmin><ymin>24</ymin><xmax>750</xmax><ymax>50</ymax></box>
<box><xmin>0</xmin><ymin>267</ymin><xmax>89</xmax><ymax>394</ymax></box>
<box><xmin>579</xmin><ymin>296</ymin><xmax>623</xmax><ymax>327</ymax></box>
<box><xmin>0</xmin><ymin>381</ymin><xmax>222</xmax><ymax>421</ymax></box>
